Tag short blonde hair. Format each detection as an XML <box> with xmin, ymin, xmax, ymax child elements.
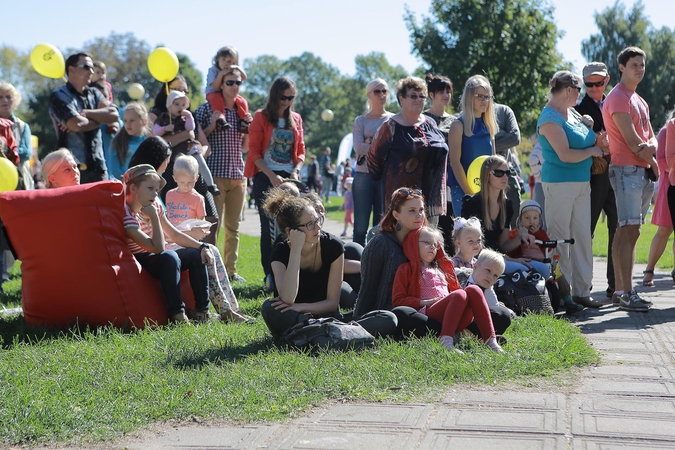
<box><xmin>173</xmin><ymin>154</ymin><xmax>199</xmax><ymax>178</ymax></box>
<box><xmin>476</xmin><ymin>248</ymin><xmax>505</xmax><ymax>275</ymax></box>
<box><xmin>0</xmin><ymin>82</ymin><xmax>22</xmax><ymax>111</ymax></box>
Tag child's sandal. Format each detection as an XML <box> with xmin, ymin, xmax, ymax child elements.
<box><xmin>642</xmin><ymin>270</ymin><xmax>655</xmax><ymax>287</ymax></box>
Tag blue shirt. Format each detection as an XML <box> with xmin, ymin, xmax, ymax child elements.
<box><xmin>447</xmin><ymin>116</ymin><xmax>493</xmax><ymax>187</ymax></box>
<box><xmin>9</xmin><ymin>114</ymin><xmax>32</xmax><ymax>163</ymax></box>
<box><xmin>537</xmin><ymin>107</ymin><xmax>594</xmax><ymax>183</ymax></box>
<box><xmin>107</xmin><ymin>135</ymin><xmax>146</xmax><ymax>181</ymax></box>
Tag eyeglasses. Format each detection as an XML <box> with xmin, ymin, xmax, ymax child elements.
<box><xmin>419</xmin><ymin>240</ymin><xmax>439</xmax><ymax>250</ymax></box>
<box><xmin>297</xmin><ymin>215</ymin><xmax>324</xmax><ymax>231</ymax></box>
<box><xmin>225</xmin><ymin>80</ymin><xmax>242</xmax><ymax>86</ymax></box>
<box><xmin>372</xmin><ymin>89</ymin><xmax>388</xmax><ymax>95</ymax></box>
<box><xmin>474</xmin><ymin>94</ymin><xmax>493</xmax><ymax>102</ymax></box>
<box><xmin>171</xmin><ymin>88</ymin><xmax>189</xmax><ymax>94</ymax></box>
<box><xmin>76</xmin><ymin>63</ymin><xmax>94</xmax><ymax>72</ymax></box>
<box><xmin>394</xmin><ymin>188</ymin><xmax>423</xmax><ymax>198</ymax></box>
<box><xmin>280</xmin><ymin>95</ymin><xmax>295</xmax><ymax>101</ymax></box>
<box><xmin>406</xmin><ymin>94</ymin><xmax>426</xmax><ymax>100</ymax></box>
<box><xmin>491</xmin><ymin>169</ymin><xmax>509</xmax><ymax>178</ymax></box>
<box><xmin>584</xmin><ymin>80</ymin><xmax>605</xmax><ymax>88</ymax></box>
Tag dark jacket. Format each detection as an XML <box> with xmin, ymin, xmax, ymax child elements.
<box><xmin>574</xmin><ymin>94</ymin><xmax>605</xmax><ymax>133</ymax></box>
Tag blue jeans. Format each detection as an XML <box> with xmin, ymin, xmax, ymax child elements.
<box><xmin>450</xmin><ymin>185</ymin><xmax>466</xmax><ymax>218</ymax></box>
<box><xmin>352</xmin><ymin>171</ymin><xmax>383</xmax><ymax>246</ymax></box>
<box><xmin>135</xmin><ymin>248</ymin><xmax>210</xmax><ymax>316</ymax></box>
<box><xmin>505</xmin><ymin>260</ymin><xmax>551</xmax><ymax>280</ymax></box>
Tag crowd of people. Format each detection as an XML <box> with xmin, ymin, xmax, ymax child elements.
<box><xmin>0</xmin><ymin>43</ymin><xmax>667</xmax><ymax>352</ymax></box>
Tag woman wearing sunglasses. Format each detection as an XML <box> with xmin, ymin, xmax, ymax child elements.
<box><xmin>368</xmin><ymin>76</ymin><xmax>448</xmax><ymax>226</ymax></box>
<box><xmin>245</xmin><ymin>76</ymin><xmax>306</xmax><ymax>283</ymax></box>
<box><xmin>461</xmin><ymin>155</ymin><xmax>551</xmax><ymax>281</ymax></box>
<box><xmin>260</xmin><ymin>187</ymin><xmax>396</xmax><ymax>338</ymax></box>
<box><xmin>352</xmin><ymin>78</ymin><xmax>393</xmax><ymax>246</ymax></box>
<box><xmin>447</xmin><ymin>75</ymin><xmax>498</xmax><ymax>216</ymax></box>
<box><xmin>354</xmin><ymin>186</ymin><xmax>512</xmax><ymax>338</ymax></box>
<box><xmin>537</xmin><ymin>71</ymin><xmax>607</xmax><ymax>308</ymax></box>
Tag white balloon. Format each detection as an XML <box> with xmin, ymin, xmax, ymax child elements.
<box><xmin>127</xmin><ymin>83</ymin><xmax>145</xmax><ymax>100</ymax></box>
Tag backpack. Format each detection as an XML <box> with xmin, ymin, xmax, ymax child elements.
<box><xmin>282</xmin><ymin>317</ymin><xmax>375</xmax><ymax>352</ymax></box>
<box><xmin>494</xmin><ymin>268</ymin><xmax>554</xmax><ymax>316</ymax></box>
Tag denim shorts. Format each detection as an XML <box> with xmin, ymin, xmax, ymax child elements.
<box><xmin>608</xmin><ymin>164</ymin><xmax>654</xmax><ymax>226</ymax></box>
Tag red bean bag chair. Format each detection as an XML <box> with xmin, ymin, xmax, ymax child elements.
<box><xmin>0</xmin><ymin>181</ymin><xmax>195</xmax><ymax>328</ymax></box>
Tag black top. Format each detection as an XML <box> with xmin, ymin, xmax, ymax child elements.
<box><xmin>271</xmin><ymin>231</ymin><xmax>344</xmax><ymax>304</ymax></box>
<box><xmin>574</xmin><ymin>94</ymin><xmax>605</xmax><ymax>132</ymax></box>
<box><xmin>461</xmin><ymin>193</ymin><xmax>513</xmax><ymax>251</ymax></box>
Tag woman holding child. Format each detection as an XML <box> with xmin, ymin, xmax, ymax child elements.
<box><xmin>537</xmin><ymin>71</ymin><xmax>608</xmax><ymax>308</ymax></box>
<box><xmin>259</xmin><ymin>187</ymin><xmax>396</xmax><ymax>338</ymax></box>
<box><xmin>354</xmin><ymin>187</ymin><xmax>511</xmax><ymax>340</ymax></box>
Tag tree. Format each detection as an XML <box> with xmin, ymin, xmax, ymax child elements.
<box><xmin>405</xmin><ymin>0</ymin><xmax>564</xmax><ymax>133</ymax></box>
<box><xmin>581</xmin><ymin>0</ymin><xmax>675</xmax><ymax>129</ymax></box>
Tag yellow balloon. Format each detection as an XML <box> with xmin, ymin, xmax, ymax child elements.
<box><xmin>148</xmin><ymin>47</ymin><xmax>179</xmax><ymax>83</ymax></box>
<box><xmin>467</xmin><ymin>155</ymin><xmax>489</xmax><ymax>194</ymax></box>
<box><xmin>30</xmin><ymin>43</ymin><xmax>65</xmax><ymax>79</ymax></box>
<box><xmin>127</xmin><ymin>83</ymin><xmax>145</xmax><ymax>100</ymax></box>
<box><xmin>0</xmin><ymin>158</ymin><xmax>19</xmax><ymax>193</ymax></box>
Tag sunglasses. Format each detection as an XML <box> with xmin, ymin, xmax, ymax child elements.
<box><xmin>280</xmin><ymin>95</ymin><xmax>295</xmax><ymax>101</ymax></box>
<box><xmin>76</xmin><ymin>63</ymin><xmax>94</xmax><ymax>72</ymax></box>
<box><xmin>225</xmin><ymin>80</ymin><xmax>242</xmax><ymax>86</ymax></box>
<box><xmin>372</xmin><ymin>89</ymin><xmax>388</xmax><ymax>95</ymax></box>
<box><xmin>171</xmin><ymin>88</ymin><xmax>189</xmax><ymax>94</ymax></box>
<box><xmin>584</xmin><ymin>80</ymin><xmax>605</xmax><ymax>88</ymax></box>
<box><xmin>491</xmin><ymin>169</ymin><xmax>509</xmax><ymax>178</ymax></box>
<box><xmin>406</xmin><ymin>94</ymin><xmax>426</xmax><ymax>100</ymax></box>
<box><xmin>419</xmin><ymin>240</ymin><xmax>439</xmax><ymax>250</ymax></box>
<box><xmin>297</xmin><ymin>215</ymin><xmax>324</xmax><ymax>231</ymax></box>
<box><xmin>569</xmin><ymin>86</ymin><xmax>582</xmax><ymax>92</ymax></box>
<box><xmin>474</xmin><ymin>94</ymin><xmax>493</xmax><ymax>102</ymax></box>
<box><xmin>394</xmin><ymin>188</ymin><xmax>423</xmax><ymax>198</ymax></box>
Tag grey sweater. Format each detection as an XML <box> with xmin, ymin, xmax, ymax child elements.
<box><xmin>353</xmin><ymin>232</ymin><xmax>408</xmax><ymax>317</ymax></box>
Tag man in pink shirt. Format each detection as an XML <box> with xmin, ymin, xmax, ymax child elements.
<box><xmin>602</xmin><ymin>46</ymin><xmax>657</xmax><ymax>312</ymax></box>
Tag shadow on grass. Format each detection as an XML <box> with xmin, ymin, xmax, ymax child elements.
<box><xmin>232</xmin><ymin>282</ymin><xmax>268</xmax><ymax>300</ymax></box>
<box><xmin>172</xmin><ymin>335</ymin><xmax>280</xmax><ymax>368</ymax></box>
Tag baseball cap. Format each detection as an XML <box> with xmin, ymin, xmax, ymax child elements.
<box><xmin>582</xmin><ymin>62</ymin><xmax>608</xmax><ymax>79</ymax></box>
<box><xmin>123</xmin><ymin>164</ymin><xmax>167</xmax><ymax>190</ymax></box>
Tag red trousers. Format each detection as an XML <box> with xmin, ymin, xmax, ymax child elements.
<box><xmin>425</xmin><ymin>285</ymin><xmax>495</xmax><ymax>341</ymax></box>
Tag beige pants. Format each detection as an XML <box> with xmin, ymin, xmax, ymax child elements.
<box><xmin>542</xmin><ymin>181</ymin><xmax>593</xmax><ymax>297</ymax></box>
<box><xmin>213</xmin><ymin>178</ymin><xmax>246</xmax><ymax>277</ymax></box>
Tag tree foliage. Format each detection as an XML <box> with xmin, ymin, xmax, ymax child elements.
<box><xmin>242</xmin><ymin>52</ymin><xmax>408</xmax><ymax>159</ymax></box>
<box><xmin>582</xmin><ymin>0</ymin><xmax>675</xmax><ymax>129</ymax></box>
<box><xmin>405</xmin><ymin>0</ymin><xmax>564</xmax><ymax>133</ymax></box>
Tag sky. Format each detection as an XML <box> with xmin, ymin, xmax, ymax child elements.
<box><xmin>2</xmin><ymin>0</ymin><xmax>673</xmax><ymax>86</ymax></box>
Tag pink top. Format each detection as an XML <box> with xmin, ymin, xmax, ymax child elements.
<box><xmin>602</xmin><ymin>83</ymin><xmax>651</xmax><ymax>167</ymax></box>
<box><xmin>165</xmin><ymin>188</ymin><xmax>206</xmax><ymax>227</ymax></box>
<box><xmin>663</xmin><ymin>120</ymin><xmax>675</xmax><ymax>186</ymax></box>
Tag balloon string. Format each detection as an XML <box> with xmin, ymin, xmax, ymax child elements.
<box><xmin>165</xmin><ymin>82</ymin><xmax>172</xmax><ymax>125</ymax></box>
<box><xmin>62</xmin><ymin>76</ymin><xmax>67</xmax><ymax>83</ymax></box>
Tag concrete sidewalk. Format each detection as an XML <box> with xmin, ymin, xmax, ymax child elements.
<box><xmin>121</xmin><ymin>213</ymin><xmax>675</xmax><ymax>448</ymax></box>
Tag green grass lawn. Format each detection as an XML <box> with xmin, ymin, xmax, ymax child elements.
<box><xmin>0</xmin><ymin>221</ymin><xmax>599</xmax><ymax>446</ymax></box>
<box><xmin>592</xmin><ymin>211</ymin><xmax>674</xmax><ymax>270</ymax></box>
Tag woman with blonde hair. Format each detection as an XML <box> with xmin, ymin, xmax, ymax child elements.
<box><xmin>42</xmin><ymin>148</ymin><xmax>80</xmax><ymax>189</ymax></box>
<box><xmin>0</xmin><ymin>82</ymin><xmax>32</xmax><ymax>189</ymax></box>
<box><xmin>352</xmin><ymin>78</ymin><xmax>393</xmax><ymax>245</ymax></box>
<box><xmin>447</xmin><ymin>75</ymin><xmax>498</xmax><ymax>215</ymax></box>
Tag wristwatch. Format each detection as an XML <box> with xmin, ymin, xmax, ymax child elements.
<box><xmin>199</xmin><ymin>243</ymin><xmax>208</xmax><ymax>251</ymax></box>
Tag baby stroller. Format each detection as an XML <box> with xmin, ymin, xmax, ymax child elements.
<box><xmin>535</xmin><ymin>238</ymin><xmax>575</xmax><ymax>313</ymax></box>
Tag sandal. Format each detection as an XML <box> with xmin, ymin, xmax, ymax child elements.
<box><xmin>643</xmin><ymin>270</ymin><xmax>655</xmax><ymax>287</ymax></box>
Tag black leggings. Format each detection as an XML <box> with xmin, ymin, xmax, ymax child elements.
<box><xmin>340</xmin><ymin>242</ymin><xmax>363</xmax><ymax>310</ymax></box>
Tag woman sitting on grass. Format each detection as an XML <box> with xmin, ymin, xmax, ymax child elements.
<box><xmin>260</xmin><ymin>187</ymin><xmax>397</xmax><ymax>339</ymax></box>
